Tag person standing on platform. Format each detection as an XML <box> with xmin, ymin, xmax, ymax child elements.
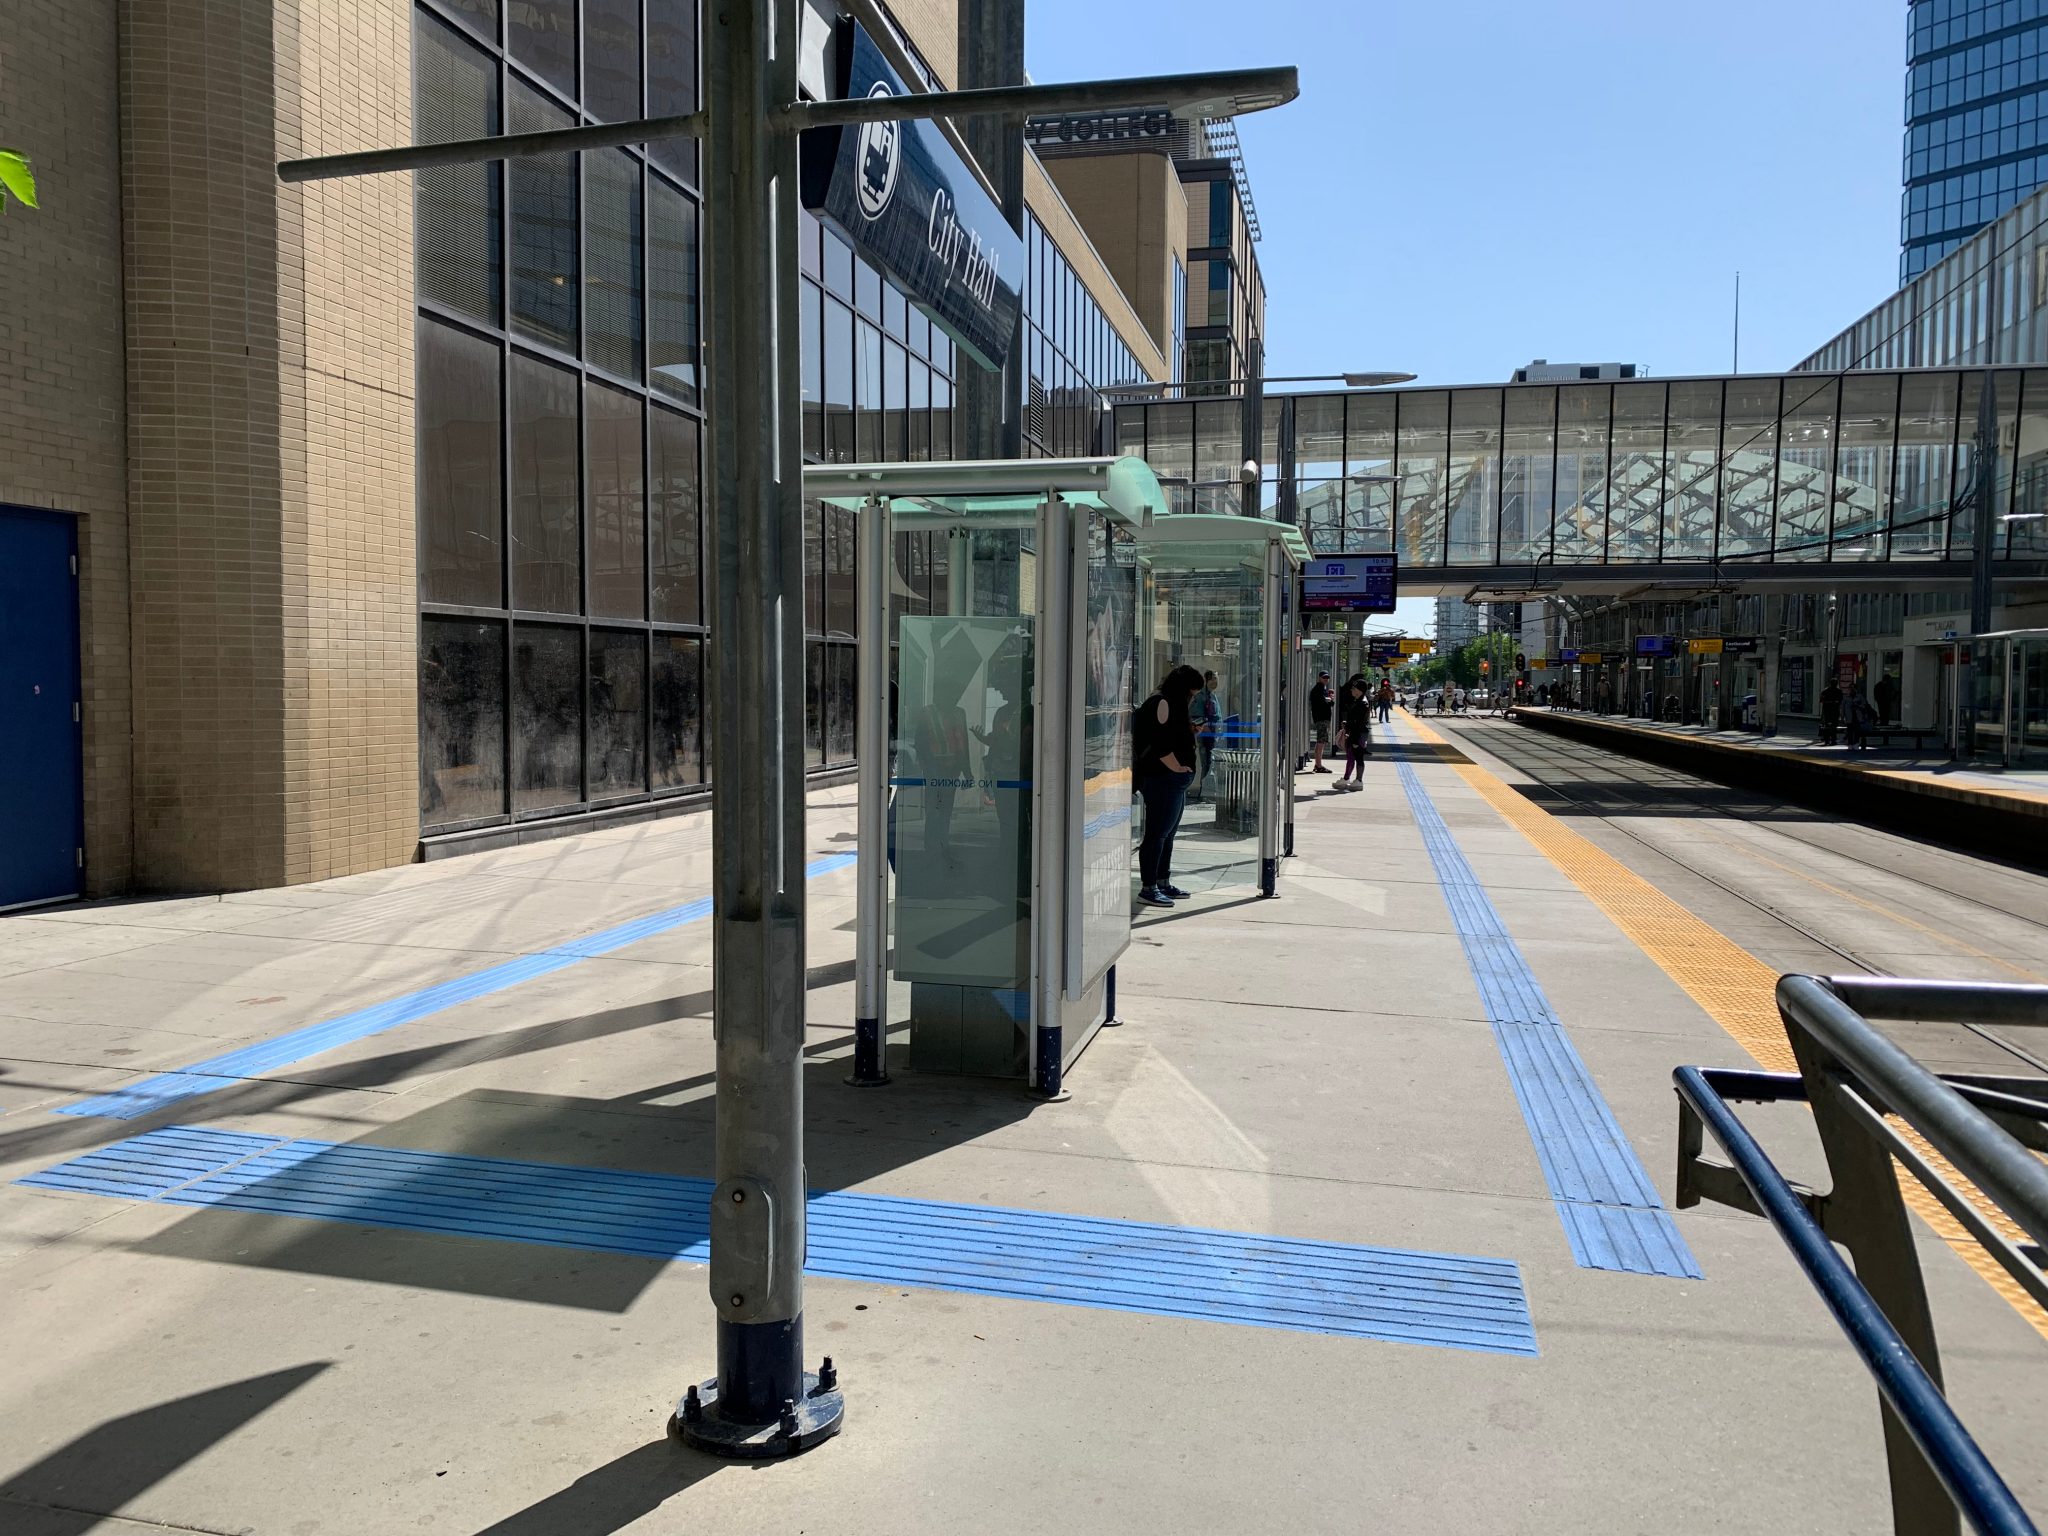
<box><xmin>1874</xmin><ymin>669</ymin><xmax>1899</xmax><ymax>727</ymax></box>
<box><xmin>1133</xmin><ymin>664</ymin><xmax>1203</xmax><ymax>909</ymax></box>
<box><xmin>1189</xmin><ymin>669</ymin><xmax>1223</xmax><ymax>802</ymax></box>
<box><xmin>1307</xmin><ymin>670</ymin><xmax>1334</xmax><ymax>774</ymax></box>
<box><xmin>1336</xmin><ymin>677</ymin><xmax>1374</xmax><ymax>790</ymax></box>
<box><xmin>1376</xmin><ymin>676</ymin><xmax>1394</xmax><ymax>725</ymax></box>
<box><xmin>1820</xmin><ymin>676</ymin><xmax>1843</xmax><ymax>746</ymax></box>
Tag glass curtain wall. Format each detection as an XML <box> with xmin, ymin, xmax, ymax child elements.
<box><xmin>1607</xmin><ymin>381</ymin><xmax>1666</xmax><ymax>559</ymax></box>
<box><xmin>1553</xmin><ymin>385</ymin><xmax>1607</xmax><ymax>562</ymax></box>
<box><xmin>416</xmin><ymin>0</ymin><xmax>963</xmax><ymax>835</ymax></box>
<box><xmin>1022</xmin><ymin>212</ymin><xmax>1144</xmax><ymax>458</ymax></box>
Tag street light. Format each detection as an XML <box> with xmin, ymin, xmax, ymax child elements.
<box><xmin>279</xmin><ymin>7</ymin><xmax>1297</xmax><ymax>1464</ymax></box>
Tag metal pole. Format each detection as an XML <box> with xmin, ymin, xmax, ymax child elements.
<box><xmin>1031</xmin><ymin>492</ymin><xmax>1073</xmax><ymax>1098</ymax></box>
<box><xmin>1258</xmin><ymin>542</ymin><xmax>1283</xmax><ymax>897</ymax></box>
<box><xmin>673</xmin><ymin>0</ymin><xmax>843</xmax><ymax>1456</ymax></box>
<box><xmin>849</xmin><ymin>492</ymin><xmax>892</xmax><ymax>1086</ymax></box>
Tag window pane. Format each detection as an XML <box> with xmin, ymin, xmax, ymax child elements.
<box><xmin>508</xmin><ymin>81</ymin><xmax>577</xmax><ymax>351</ymax></box>
<box><xmin>513</xmin><ymin>624</ymin><xmax>582</xmax><ymax>811</ymax></box>
<box><xmin>508</xmin><ymin>0</ymin><xmax>574</xmax><ymax>98</ymax></box>
<box><xmin>586</xmin><ymin>149</ymin><xmax>644</xmax><ymax>380</ymax></box>
<box><xmin>420</xmin><ymin>617</ymin><xmax>505</xmax><ymax>826</ymax></box>
<box><xmin>1718</xmin><ymin>377</ymin><xmax>1779</xmax><ymax>559</ymax></box>
<box><xmin>589</xmin><ymin>629</ymin><xmax>647</xmax><ymax>797</ymax></box>
<box><xmin>884</xmin><ymin>339</ymin><xmax>907</xmax><ymax>460</ymax></box>
<box><xmin>801</xmin><ymin>281</ymin><xmax>823</xmax><ymax>459</ymax></box>
<box><xmin>433</xmin><ymin>0</ymin><xmax>496</xmax><ymax>43</ymax></box>
<box><xmin>584</xmin><ymin>0</ymin><xmax>641</xmax><ymax>124</ymax></box>
<box><xmin>805</xmin><ymin>642</ymin><xmax>826</xmax><ymax>766</ymax></box>
<box><xmin>1500</xmin><ymin>387</ymin><xmax>1555</xmax><ymax>562</ymax></box>
<box><xmin>415</xmin><ymin>12</ymin><xmax>500</xmax><ymax>325</ymax></box>
<box><xmin>824</xmin><ymin>297</ymin><xmax>854</xmax><ymax>463</ymax></box>
<box><xmin>1835</xmin><ymin>374</ymin><xmax>1900</xmax><ymax>563</ymax></box>
<box><xmin>1775</xmin><ymin>376</ymin><xmax>1837</xmax><ymax>561</ymax></box>
<box><xmin>1663</xmin><ymin>379</ymin><xmax>1722</xmax><ymax>559</ymax></box>
<box><xmin>652</xmin><ymin>634</ymin><xmax>704</xmax><ymax>787</ymax></box>
<box><xmin>651</xmin><ymin>406</ymin><xmax>702</xmax><ymax>624</ymax></box>
<box><xmin>646</xmin><ymin>0</ymin><xmax>699</xmax><ymax>183</ymax></box>
<box><xmin>805</xmin><ymin>503</ymin><xmax>825</xmax><ymax>633</ymax></box>
<box><xmin>1446</xmin><ymin>388</ymin><xmax>1501</xmax><ymax>564</ymax></box>
<box><xmin>825</xmin><ymin>506</ymin><xmax>857</xmax><ymax>636</ymax></box>
<box><xmin>1896</xmin><ymin>372</ymin><xmax>1960</xmax><ymax>558</ymax></box>
<box><xmin>1608</xmin><ymin>381</ymin><xmax>1666</xmax><ymax>560</ymax></box>
<box><xmin>418</xmin><ymin>317</ymin><xmax>503</xmax><ymax>607</ymax></box>
<box><xmin>827</xmin><ymin>643</ymin><xmax>856</xmax><ymax>763</ymax></box>
<box><xmin>1340</xmin><ymin>393</ymin><xmax>1394</xmax><ymax>553</ymax></box>
<box><xmin>587</xmin><ymin>382</ymin><xmax>645</xmax><ymax>619</ymax></box>
<box><xmin>1394</xmin><ymin>391</ymin><xmax>1449</xmax><ymax>565</ymax></box>
<box><xmin>649</xmin><ymin>181</ymin><xmax>700</xmax><ymax>401</ymax></box>
<box><xmin>856</xmin><ymin>320</ymin><xmax>883</xmax><ymax>461</ymax></box>
<box><xmin>510</xmin><ymin>353</ymin><xmax>580</xmax><ymax>613</ymax></box>
<box><xmin>1553</xmin><ymin>384</ymin><xmax>1606</xmax><ymax>561</ymax></box>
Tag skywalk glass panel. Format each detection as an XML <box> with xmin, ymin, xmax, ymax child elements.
<box><xmin>1499</xmin><ymin>387</ymin><xmax>1555</xmax><ymax>564</ymax></box>
<box><xmin>1447</xmin><ymin>389</ymin><xmax>1502</xmax><ymax>564</ymax></box>
<box><xmin>1344</xmin><ymin>392</ymin><xmax>1396</xmax><ymax>554</ymax></box>
<box><xmin>1553</xmin><ymin>385</ymin><xmax>1606</xmax><ymax>562</ymax></box>
<box><xmin>1293</xmin><ymin>394</ymin><xmax>1344</xmax><ymax>550</ymax></box>
<box><xmin>1894</xmin><ymin>371</ymin><xmax>1962</xmax><ymax>559</ymax></box>
<box><xmin>2012</xmin><ymin>370</ymin><xmax>2048</xmax><ymax>558</ymax></box>
<box><xmin>1835</xmin><ymin>373</ymin><xmax>1901</xmax><ymax>563</ymax></box>
<box><xmin>1773</xmin><ymin>375</ymin><xmax>1837</xmax><ymax>562</ymax></box>
<box><xmin>1717</xmin><ymin>377</ymin><xmax>1780</xmax><ymax>559</ymax></box>
<box><xmin>1395</xmin><ymin>391</ymin><xmax>1450</xmax><ymax>566</ymax></box>
<box><xmin>1606</xmin><ymin>381</ymin><xmax>1665</xmax><ymax>560</ymax></box>
<box><xmin>1947</xmin><ymin>370</ymin><xmax>2020</xmax><ymax>558</ymax></box>
<box><xmin>1663</xmin><ymin>379</ymin><xmax>1723</xmax><ymax>559</ymax></box>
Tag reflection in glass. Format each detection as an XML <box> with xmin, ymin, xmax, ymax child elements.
<box><xmin>420</xmin><ymin>617</ymin><xmax>505</xmax><ymax>825</ymax></box>
<box><xmin>508</xmin><ymin>0</ymin><xmax>574</xmax><ymax>97</ymax></box>
<box><xmin>1834</xmin><ymin>373</ymin><xmax>1900</xmax><ymax>561</ymax></box>
<box><xmin>1501</xmin><ymin>387</ymin><xmax>1556</xmax><ymax>562</ymax></box>
<box><xmin>418</xmin><ymin>318</ymin><xmax>503</xmax><ymax>607</ymax></box>
<box><xmin>1292</xmin><ymin>395</ymin><xmax>1343</xmax><ymax>549</ymax></box>
<box><xmin>1340</xmin><ymin>393</ymin><xmax>1395</xmax><ymax>553</ymax></box>
<box><xmin>583</xmin><ymin>0</ymin><xmax>641</xmax><ymax>124</ymax></box>
<box><xmin>1775</xmin><ymin>376</ymin><xmax>1837</xmax><ymax>561</ymax></box>
<box><xmin>513</xmin><ymin>625</ymin><xmax>582</xmax><ymax>811</ymax></box>
<box><xmin>1663</xmin><ymin>379</ymin><xmax>1722</xmax><ymax>559</ymax></box>
<box><xmin>1447</xmin><ymin>388</ymin><xmax>1501</xmax><ymax>564</ymax></box>
<box><xmin>805</xmin><ymin>642</ymin><xmax>826</xmax><ymax>766</ymax></box>
<box><xmin>589</xmin><ymin>629</ymin><xmax>647</xmax><ymax>797</ymax></box>
<box><xmin>826</xmin><ymin>642</ymin><xmax>857</xmax><ymax>763</ymax></box>
<box><xmin>587</xmin><ymin>383</ymin><xmax>645</xmax><ymax>619</ymax></box>
<box><xmin>650</xmin><ymin>407</ymin><xmax>701</xmax><ymax>624</ymax></box>
<box><xmin>1552</xmin><ymin>385</ymin><xmax>1608</xmax><ymax>561</ymax></box>
<box><xmin>1718</xmin><ymin>377</ymin><xmax>1780</xmax><ymax>558</ymax></box>
<box><xmin>826</xmin><ymin>506</ymin><xmax>857</xmax><ymax>637</ymax></box>
<box><xmin>1395</xmin><ymin>391</ymin><xmax>1448</xmax><ymax>565</ymax></box>
<box><xmin>510</xmin><ymin>354</ymin><xmax>580</xmax><ymax>613</ymax></box>
<box><xmin>415</xmin><ymin>13</ymin><xmax>501</xmax><ymax>325</ymax></box>
<box><xmin>1895</xmin><ymin>372</ymin><xmax>1960</xmax><ymax>559</ymax></box>
<box><xmin>2009</xmin><ymin>370</ymin><xmax>2048</xmax><ymax>558</ymax></box>
<box><xmin>1947</xmin><ymin>371</ymin><xmax>2018</xmax><ymax>559</ymax></box>
<box><xmin>646</xmin><ymin>0</ymin><xmax>699</xmax><ymax>183</ymax></box>
<box><xmin>652</xmin><ymin>635</ymin><xmax>704</xmax><ymax>787</ymax></box>
<box><xmin>508</xmin><ymin>82</ymin><xmax>577</xmax><ymax>351</ymax></box>
<box><xmin>1608</xmin><ymin>381</ymin><xmax>1666</xmax><ymax>560</ymax></box>
<box><xmin>649</xmin><ymin>181</ymin><xmax>699</xmax><ymax>401</ymax></box>
<box><xmin>587</xmin><ymin>149</ymin><xmax>644</xmax><ymax>380</ymax></box>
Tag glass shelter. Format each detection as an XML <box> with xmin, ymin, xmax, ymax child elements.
<box><xmin>807</xmin><ymin>457</ymin><xmax>1161</xmax><ymax>1098</ymax></box>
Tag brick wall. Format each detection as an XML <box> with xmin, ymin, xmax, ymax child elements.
<box><xmin>121</xmin><ymin>0</ymin><xmax>415</xmax><ymax>891</ymax></box>
<box><xmin>0</xmin><ymin>4</ymin><xmax>133</xmax><ymax>893</ymax></box>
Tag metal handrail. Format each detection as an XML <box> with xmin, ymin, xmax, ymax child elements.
<box><xmin>1673</xmin><ymin>1067</ymin><xmax>2039</xmax><ymax>1536</ymax></box>
<box><xmin>1674</xmin><ymin>973</ymin><xmax>2048</xmax><ymax>1536</ymax></box>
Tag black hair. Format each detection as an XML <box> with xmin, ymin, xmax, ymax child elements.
<box><xmin>1160</xmin><ymin>664</ymin><xmax>1205</xmax><ymax>702</ymax></box>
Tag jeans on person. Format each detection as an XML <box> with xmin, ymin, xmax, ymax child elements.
<box><xmin>1376</xmin><ymin>700</ymin><xmax>1391</xmax><ymax>724</ymax></box>
<box><xmin>1137</xmin><ymin>769</ymin><xmax>1194</xmax><ymax>890</ymax></box>
<box><xmin>1193</xmin><ymin>734</ymin><xmax>1216</xmax><ymax>797</ymax></box>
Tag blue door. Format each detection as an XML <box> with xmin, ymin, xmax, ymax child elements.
<box><xmin>0</xmin><ymin>508</ymin><xmax>83</xmax><ymax>908</ymax></box>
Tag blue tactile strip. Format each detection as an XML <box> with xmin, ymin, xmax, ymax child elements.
<box><xmin>1381</xmin><ymin>721</ymin><xmax>1701</xmax><ymax>1280</ymax></box>
<box><xmin>50</xmin><ymin>854</ymin><xmax>859</xmax><ymax>1122</ymax></box>
<box><xmin>18</xmin><ymin>1126</ymin><xmax>1539</xmax><ymax>1356</ymax></box>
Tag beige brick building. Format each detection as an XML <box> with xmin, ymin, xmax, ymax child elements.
<box><xmin>2</xmin><ymin>0</ymin><xmax>1238</xmax><ymax>902</ymax></box>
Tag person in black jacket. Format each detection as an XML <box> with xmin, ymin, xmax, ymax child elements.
<box><xmin>1307</xmin><ymin>671</ymin><xmax>1335</xmax><ymax>773</ymax></box>
<box><xmin>1132</xmin><ymin>664</ymin><xmax>1203</xmax><ymax>908</ymax></box>
<box><xmin>1336</xmin><ymin>676</ymin><xmax>1374</xmax><ymax>791</ymax></box>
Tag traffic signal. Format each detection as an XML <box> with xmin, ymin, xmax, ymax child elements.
<box><xmin>1479</xmin><ymin>659</ymin><xmax>1490</xmax><ymax>673</ymax></box>
<box><xmin>1514</xmin><ymin>652</ymin><xmax>1526</xmax><ymax>671</ymax></box>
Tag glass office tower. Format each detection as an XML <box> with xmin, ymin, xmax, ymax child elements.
<box><xmin>1903</xmin><ymin>0</ymin><xmax>2048</xmax><ymax>283</ymax></box>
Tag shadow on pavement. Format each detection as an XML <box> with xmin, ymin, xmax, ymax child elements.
<box><xmin>469</xmin><ymin>1438</ymin><xmax>726</xmax><ymax>1536</ymax></box>
<box><xmin>0</xmin><ymin>1363</ymin><xmax>330</xmax><ymax>1535</ymax></box>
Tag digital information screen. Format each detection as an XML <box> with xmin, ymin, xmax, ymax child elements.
<box><xmin>1300</xmin><ymin>554</ymin><xmax>1397</xmax><ymax>614</ymax></box>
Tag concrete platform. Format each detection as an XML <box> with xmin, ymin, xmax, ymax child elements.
<box><xmin>1</xmin><ymin>745</ymin><xmax>2043</xmax><ymax>1534</ymax></box>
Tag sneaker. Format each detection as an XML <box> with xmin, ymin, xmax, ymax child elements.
<box><xmin>1138</xmin><ymin>887</ymin><xmax>1174</xmax><ymax>908</ymax></box>
<box><xmin>1312</xmin><ymin>765</ymin><xmax>1333</xmax><ymax>774</ymax></box>
<box><xmin>1162</xmin><ymin>884</ymin><xmax>1191</xmax><ymax>900</ymax></box>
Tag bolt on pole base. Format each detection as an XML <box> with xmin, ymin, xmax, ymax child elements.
<box><xmin>669</xmin><ymin>1366</ymin><xmax>845</xmax><ymax>1459</ymax></box>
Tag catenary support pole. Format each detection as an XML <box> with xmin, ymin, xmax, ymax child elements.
<box><xmin>850</xmin><ymin>492</ymin><xmax>892</xmax><ymax>1086</ymax></box>
<box><xmin>672</xmin><ymin>0</ymin><xmax>844</xmax><ymax>1457</ymax></box>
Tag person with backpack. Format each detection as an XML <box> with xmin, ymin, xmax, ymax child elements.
<box><xmin>1133</xmin><ymin>664</ymin><xmax>1203</xmax><ymax>908</ymax></box>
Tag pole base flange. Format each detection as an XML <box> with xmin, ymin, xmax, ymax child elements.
<box><xmin>843</xmin><ymin>1072</ymin><xmax>893</xmax><ymax>1087</ymax></box>
<box><xmin>668</xmin><ymin>1371</ymin><xmax>844</xmax><ymax>1459</ymax></box>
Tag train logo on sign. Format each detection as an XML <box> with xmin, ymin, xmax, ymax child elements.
<box><xmin>855</xmin><ymin>82</ymin><xmax>900</xmax><ymax>220</ymax></box>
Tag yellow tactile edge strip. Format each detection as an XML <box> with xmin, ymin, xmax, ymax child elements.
<box><xmin>1394</xmin><ymin>711</ymin><xmax>2048</xmax><ymax>1341</ymax></box>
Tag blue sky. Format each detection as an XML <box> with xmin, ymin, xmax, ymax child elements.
<box><xmin>1027</xmin><ymin>0</ymin><xmax>1909</xmax><ymax>632</ymax></box>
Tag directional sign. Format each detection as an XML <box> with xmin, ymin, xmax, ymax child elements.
<box><xmin>1398</xmin><ymin>638</ymin><xmax>1433</xmax><ymax>654</ymax></box>
<box><xmin>1688</xmin><ymin>637</ymin><xmax>1723</xmax><ymax>655</ymax></box>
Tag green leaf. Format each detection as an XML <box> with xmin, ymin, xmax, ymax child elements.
<box><xmin>0</xmin><ymin>150</ymin><xmax>39</xmax><ymax>210</ymax></box>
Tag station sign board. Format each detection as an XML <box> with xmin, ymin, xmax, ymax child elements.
<box><xmin>1635</xmin><ymin>635</ymin><xmax>1679</xmax><ymax>656</ymax></box>
<box><xmin>1301</xmin><ymin>554</ymin><xmax>1398</xmax><ymax>614</ymax></box>
<box><xmin>1025</xmin><ymin>109</ymin><xmax>1176</xmax><ymax>150</ymax></box>
<box><xmin>1398</xmin><ymin>638</ymin><xmax>1433</xmax><ymax>654</ymax></box>
<box><xmin>1688</xmin><ymin>638</ymin><xmax>1723</xmax><ymax>655</ymax></box>
<box><xmin>1559</xmin><ymin>648</ymin><xmax>1579</xmax><ymax>663</ymax></box>
<box><xmin>1721</xmin><ymin>636</ymin><xmax>1761</xmax><ymax>656</ymax></box>
<box><xmin>1577</xmin><ymin>651</ymin><xmax>1604</xmax><ymax>664</ymax></box>
<box><xmin>801</xmin><ymin>22</ymin><xmax>1024</xmax><ymax>371</ymax></box>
